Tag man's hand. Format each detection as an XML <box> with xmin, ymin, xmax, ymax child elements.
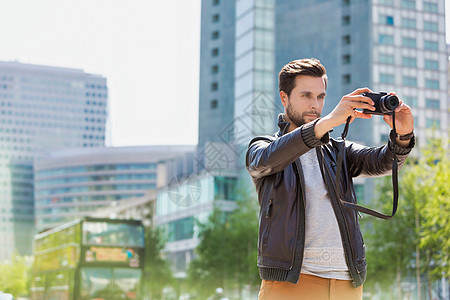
<box><xmin>315</xmin><ymin>88</ymin><xmax>375</xmax><ymax>139</ymax></box>
<box><xmin>382</xmin><ymin>92</ymin><xmax>414</xmax><ymax>147</ymax></box>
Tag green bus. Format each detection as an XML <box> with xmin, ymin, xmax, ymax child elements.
<box><xmin>31</xmin><ymin>217</ymin><xmax>145</xmax><ymax>300</ymax></box>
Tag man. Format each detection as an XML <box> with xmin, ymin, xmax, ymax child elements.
<box><xmin>246</xmin><ymin>58</ymin><xmax>414</xmax><ymax>300</ymax></box>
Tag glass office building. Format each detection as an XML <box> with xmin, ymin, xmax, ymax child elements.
<box><xmin>0</xmin><ymin>61</ymin><xmax>108</xmax><ymax>259</ymax></box>
<box><xmin>34</xmin><ymin>145</ymin><xmax>195</xmax><ymax>231</ymax></box>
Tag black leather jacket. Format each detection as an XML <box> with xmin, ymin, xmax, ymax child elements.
<box><xmin>246</xmin><ymin>114</ymin><xmax>414</xmax><ymax>287</ymax></box>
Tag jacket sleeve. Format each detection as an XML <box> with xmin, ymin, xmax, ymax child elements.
<box><xmin>246</xmin><ymin>119</ymin><xmax>329</xmax><ymax>178</ymax></box>
<box><xmin>346</xmin><ymin>132</ymin><xmax>415</xmax><ymax>178</ymax></box>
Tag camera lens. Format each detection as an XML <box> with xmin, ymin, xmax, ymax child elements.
<box><xmin>380</xmin><ymin>95</ymin><xmax>399</xmax><ymax>113</ymax></box>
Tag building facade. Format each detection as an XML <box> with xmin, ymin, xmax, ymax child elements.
<box><xmin>0</xmin><ymin>61</ymin><xmax>108</xmax><ymax>259</ymax></box>
<box><xmin>155</xmin><ymin>169</ymin><xmax>238</xmax><ymax>278</ymax></box>
<box><xmin>34</xmin><ymin>145</ymin><xmax>195</xmax><ymax>231</ymax></box>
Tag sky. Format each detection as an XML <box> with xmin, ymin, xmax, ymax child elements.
<box><xmin>0</xmin><ymin>0</ymin><xmax>449</xmax><ymax>147</ymax></box>
<box><xmin>0</xmin><ymin>0</ymin><xmax>201</xmax><ymax>147</ymax></box>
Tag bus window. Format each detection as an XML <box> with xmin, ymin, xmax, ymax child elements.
<box><xmin>112</xmin><ymin>268</ymin><xmax>142</xmax><ymax>299</ymax></box>
<box><xmin>83</xmin><ymin>222</ymin><xmax>144</xmax><ymax>247</ymax></box>
<box><xmin>80</xmin><ymin>267</ymin><xmax>112</xmax><ymax>300</ymax></box>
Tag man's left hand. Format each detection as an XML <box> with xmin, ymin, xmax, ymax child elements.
<box><xmin>382</xmin><ymin>93</ymin><xmax>414</xmax><ymax>146</ymax></box>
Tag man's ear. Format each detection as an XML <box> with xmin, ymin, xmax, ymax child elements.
<box><xmin>280</xmin><ymin>91</ymin><xmax>288</xmax><ymax>108</ymax></box>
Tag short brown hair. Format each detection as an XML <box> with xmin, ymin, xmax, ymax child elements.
<box><xmin>279</xmin><ymin>58</ymin><xmax>328</xmax><ymax>97</ymax></box>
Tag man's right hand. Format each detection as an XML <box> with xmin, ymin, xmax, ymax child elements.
<box><xmin>314</xmin><ymin>88</ymin><xmax>376</xmax><ymax>139</ymax></box>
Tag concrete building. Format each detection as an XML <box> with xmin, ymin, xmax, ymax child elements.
<box><xmin>0</xmin><ymin>61</ymin><xmax>108</xmax><ymax>259</ymax></box>
<box><xmin>34</xmin><ymin>145</ymin><xmax>195</xmax><ymax>231</ymax></box>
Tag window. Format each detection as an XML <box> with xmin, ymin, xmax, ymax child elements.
<box><xmin>425</xmin><ymin>79</ymin><xmax>439</xmax><ymax>90</ymax></box>
<box><xmin>423</xmin><ymin>2</ymin><xmax>438</xmax><ymax>12</ymax></box>
<box><xmin>402</xmin><ymin>37</ymin><xmax>416</xmax><ymax>48</ymax></box>
<box><xmin>426</xmin><ymin>99</ymin><xmax>440</xmax><ymax>109</ymax></box>
<box><xmin>210</xmin><ymin>99</ymin><xmax>218</xmax><ymax>109</ymax></box>
<box><xmin>403</xmin><ymin>96</ymin><xmax>418</xmax><ymax>107</ymax></box>
<box><xmin>424</xmin><ymin>40</ymin><xmax>439</xmax><ymax>51</ymax></box>
<box><xmin>379</xmin><ymin>53</ymin><xmax>395</xmax><ymax>64</ymax></box>
<box><xmin>211</xmin><ymin>65</ymin><xmax>219</xmax><ymax>74</ymax></box>
<box><xmin>401</xmin><ymin>18</ymin><xmax>416</xmax><ymax>29</ymax></box>
<box><xmin>380</xmin><ymin>15</ymin><xmax>394</xmax><ymax>26</ymax></box>
<box><xmin>342</xmin><ymin>54</ymin><xmax>351</xmax><ymax>64</ymax></box>
<box><xmin>211</xmin><ymin>82</ymin><xmax>218</xmax><ymax>91</ymax></box>
<box><xmin>425</xmin><ymin>60</ymin><xmax>439</xmax><ymax>70</ymax></box>
<box><xmin>426</xmin><ymin>118</ymin><xmax>440</xmax><ymax>129</ymax></box>
<box><xmin>380</xmin><ymin>73</ymin><xmax>395</xmax><ymax>84</ymax></box>
<box><xmin>342</xmin><ymin>15</ymin><xmax>350</xmax><ymax>25</ymax></box>
<box><xmin>401</xmin><ymin>0</ymin><xmax>416</xmax><ymax>9</ymax></box>
<box><xmin>378</xmin><ymin>0</ymin><xmax>393</xmax><ymax>5</ymax></box>
<box><xmin>402</xmin><ymin>56</ymin><xmax>416</xmax><ymax>67</ymax></box>
<box><xmin>211</xmin><ymin>31</ymin><xmax>220</xmax><ymax>39</ymax></box>
<box><xmin>342</xmin><ymin>74</ymin><xmax>351</xmax><ymax>84</ymax></box>
<box><xmin>424</xmin><ymin>21</ymin><xmax>438</xmax><ymax>32</ymax></box>
<box><xmin>379</xmin><ymin>34</ymin><xmax>394</xmax><ymax>45</ymax></box>
<box><xmin>212</xmin><ymin>14</ymin><xmax>220</xmax><ymax>23</ymax></box>
<box><xmin>342</xmin><ymin>35</ymin><xmax>351</xmax><ymax>45</ymax></box>
<box><xmin>403</xmin><ymin>76</ymin><xmax>417</xmax><ymax>86</ymax></box>
<box><xmin>211</xmin><ymin>48</ymin><xmax>219</xmax><ymax>57</ymax></box>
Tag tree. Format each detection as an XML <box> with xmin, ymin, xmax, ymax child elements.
<box><xmin>362</xmin><ymin>139</ymin><xmax>449</xmax><ymax>299</ymax></box>
<box><xmin>143</xmin><ymin>226</ymin><xmax>174</xmax><ymax>299</ymax></box>
<box><xmin>186</xmin><ymin>187</ymin><xmax>260</xmax><ymax>299</ymax></box>
<box><xmin>0</xmin><ymin>252</ymin><xmax>30</xmax><ymax>297</ymax></box>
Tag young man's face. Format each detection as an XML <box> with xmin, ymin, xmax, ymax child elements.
<box><xmin>280</xmin><ymin>75</ymin><xmax>326</xmax><ymax>128</ymax></box>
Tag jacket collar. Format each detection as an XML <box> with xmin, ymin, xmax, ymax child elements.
<box><xmin>277</xmin><ymin>113</ymin><xmax>290</xmax><ymax>136</ymax></box>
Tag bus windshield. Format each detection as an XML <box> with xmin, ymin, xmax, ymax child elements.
<box><xmin>80</xmin><ymin>267</ymin><xmax>141</xmax><ymax>300</ymax></box>
<box><xmin>83</xmin><ymin>221</ymin><xmax>144</xmax><ymax>247</ymax></box>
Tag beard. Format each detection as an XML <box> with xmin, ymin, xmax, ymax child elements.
<box><xmin>286</xmin><ymin>101</ymin><xmax>320</xmax><ymax>127</ymax></box>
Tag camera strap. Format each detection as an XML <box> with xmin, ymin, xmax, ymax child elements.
<box><xmin>334</xmin><ymin>114</ymin><xmax>399</xmax><ymax>220</ymax></box>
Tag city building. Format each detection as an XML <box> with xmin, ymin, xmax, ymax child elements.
<box><xmin>198</xmin><ymin>0</ymin><xmax>237</xmax><ymax>151</ymax></box>
<box><xmin>34</xmin><ymin>145</ymin><xmax>195</xmax><ymax>232</ymax></box>
<box><xmin>155</xmin><ymin>168</ymin><xmax>238</xmax><ymax>278</ymax></box>
<box><xmin>275</xmin><ymin>0</ymin><xmax>448</xmax><ymax>200</ymax></box>
<box><xmin>0</xmin><ymin>61</ymin><xmax>108</xmax><ymax>259</ymax></box>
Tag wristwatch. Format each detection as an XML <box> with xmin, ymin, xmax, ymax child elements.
<box><xmin>397</xmin><ymin>131</ymin><xmax>414</xmax><ymax>141</ymax></box>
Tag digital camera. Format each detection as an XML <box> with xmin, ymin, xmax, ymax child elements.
<box><xmin>362</xmin><ymin>92</ymin><xmax>399</xmax><ymax>115</ymax></box>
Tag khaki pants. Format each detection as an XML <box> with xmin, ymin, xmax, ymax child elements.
<box><xmin>258</xmin><ymin>274</ymin><xmax>363</xmax><ymax>300</ymax></box>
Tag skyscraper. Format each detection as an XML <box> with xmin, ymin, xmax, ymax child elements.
<box><xmin>0</xmin><ymin>61</ymin><xmax>108</xmax><ymax>259</ymax></box>
<box><xmin>198</xmin><ymin>0</ymin><xmax>237</xmax><ymax>151</ymax></box>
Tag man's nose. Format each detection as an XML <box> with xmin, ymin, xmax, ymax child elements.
<box><xmin>311</xmin><ymin>97</ymin><xmax>320</xmax><ymax>109</ymax></box>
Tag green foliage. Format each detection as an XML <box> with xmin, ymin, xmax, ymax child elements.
<box><xmin>361</xmin><ymin>139</ymin><xmax>449</xmax><ymax>295</ymax></box>
<box><xmin>0</xmin><ymin>252</ymin><xmax>31</xmax><ymax>296</ymax></box>
<box><xmin>186</xmin><ymin>187</ymin><xmax>260</xmax><ymax>298</ymax></box>
<box><xmin>416</xmin><ymin>141</ymin><xmax>449</xmax><ymax>279</ymax></box>
<box><xmin>143</xmin><ymin>226</ymin><xmax>174</xmax><ymax>299</ymax></box>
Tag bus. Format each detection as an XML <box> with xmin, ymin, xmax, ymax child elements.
<box><xmin>31</xmin><ymin>217</ymin><xmax>145</xmax><ymax>300</ymax></box>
